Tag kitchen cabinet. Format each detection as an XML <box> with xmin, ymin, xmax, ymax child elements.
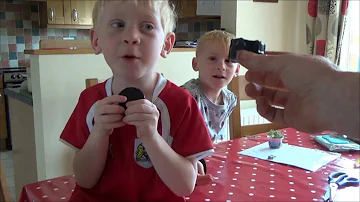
<box><xmin>40</xmin><ymin>0</ymin><xmax>95</xmax><ymax>29</ymax></box>
<box><xmin>8</xmin><ymin>97</ymin><xmax>37</xmax><ymax>201</ymax></box>
<box><xmin>178</xmin><ymin>0</ymin><xmax>197</xmax><ymax>18</ymax></box>
<box><xmin>171</xmin><ymin>0</ymin><xmax>220</xmax><ymax>18</ymax></box>
<box><xmin>196</xmin><ymin>0</ymin><xmax>221</xmax><ymax>16</ymax></box>
<box><xmin>0</xmin><ymin>75</ymin><xmax>8</xmax><ymax>151</ymax></box>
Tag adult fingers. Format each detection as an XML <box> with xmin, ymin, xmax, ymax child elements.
<box><xmin>264</xmin><ymin>51</ymin><xmax>294</xmax><ymax>55</ymax></box>
<box><xmin>245</xmin><ymin>71</ymin><xmax>287</xmax><ymax>91</ymax></box>
<box><xmin>236</xmin><ymin>50</ymin><xmax>287</xmax><ymax>73</ymax></box>
<box><xmin>245</xmin><ymin>84</ymin><xmax>289</xmax><ymax>107</ymax></box>
<box><xmin>256</xmin><ymin>97</ymin><xmax>286</xmax><ymax>125</ymax></box>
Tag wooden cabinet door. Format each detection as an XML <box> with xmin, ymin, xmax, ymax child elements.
<box><xmin>70</xmin><ymin>0</ymin><xmax>96</xmax><ymax>25</ymax></box>
<box><xmin>180</xmin><ymin>0</ymin><xmax>197</xmax><ymax>17</ymax></box>
<box><xmin>46</xmin><ymin>0</ymin><xmax>67</xmax><ymax>24</ymax></box>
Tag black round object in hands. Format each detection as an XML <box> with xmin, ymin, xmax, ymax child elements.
<box><xmin>118</xmin><ymin>87</ymin><xmax>145</xmax><ymax>109</ymax></box>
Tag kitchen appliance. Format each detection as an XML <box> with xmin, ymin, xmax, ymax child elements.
<box><xmin>1</xmin><ymin>68</ymin><xmax>27</xmax><ymax>150</ymax></box>
<box><xmin>174</xmin><ymin>40</ymin><xmax>197</xmax><ymax>48</ymax></box>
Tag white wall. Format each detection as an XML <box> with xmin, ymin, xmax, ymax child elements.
<box><xmin>235</xmin><ymin>0</ymin><xmax>307</xmax><ymax>58</ymax></box>
<box><xmin>221</xmin><ymin>0</ymin><xmax>307</xmax><ymax>108</ymax></box>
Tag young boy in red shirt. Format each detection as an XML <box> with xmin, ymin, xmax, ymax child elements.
<box><xmin>59</xmin><ymin>0</ymin><xmax>214</xmax><ymax>201</ymax></box>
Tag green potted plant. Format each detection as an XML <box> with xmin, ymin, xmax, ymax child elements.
<box><xmin>267</xmin><ymin>130</ymin><xmax>284</xmax><ymax>149</ymax></box>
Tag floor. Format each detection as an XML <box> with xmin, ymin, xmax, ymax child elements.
<box><xmin>1</xmin><ymin>150</ymin><xmax>16</xmax><ymax>201</ymax></box>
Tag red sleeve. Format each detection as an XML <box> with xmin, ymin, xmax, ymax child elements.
<box><xmin>59</xmin><ymin>91</ymin><xmax>91</xmax><ymax>151</ymax></box>
<box><xmin>171</xmin><ymin>96</ymin><xmax>214</xmax><ymax>160</ymax></box>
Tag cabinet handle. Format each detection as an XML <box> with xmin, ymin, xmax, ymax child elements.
<box><xmin>73</xmin><ymin>8</ymin><xmax>78</xmax><ymax>21</ymax></box>
<box><xmin>49</xmin><ymin>8</ymin><xmax>54</xmax><ymax>21</ymax></box>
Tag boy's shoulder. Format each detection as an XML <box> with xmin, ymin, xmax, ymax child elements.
<box><xmin>181</xmin><ymin>78</ymin><xmax>198</xmax><ymax>89</ymax></box>
<box><xmin>222</xmin><ymin>87</ymin><xmax>236</xmax><ymax>99</ymax></box>
<box><xmin>180</xmin><ymin>78</ymin><xmax>199</xmax><ymax>96</ymax></box>
<box><xmin>161</xmin><ymin>79</ymin><xmax>196</xmax><ymax>103</ymax></box>
<box><xmin>78</xmin><ymin>80</ymin><xmax>108</xmax><ymax>107</ymax></box>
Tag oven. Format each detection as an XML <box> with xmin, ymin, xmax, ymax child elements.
<box><xmin>1</xmin><ymin>68</ymin><xmax>27</xmax><ymax>150</ymax></box>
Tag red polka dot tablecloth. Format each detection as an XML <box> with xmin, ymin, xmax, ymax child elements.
<box><xmin>19</xmin><ymin>128</ymin><xmax>360</xmax><ymax>202</ymax></box>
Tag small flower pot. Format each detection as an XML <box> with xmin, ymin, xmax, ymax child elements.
<box><xmin>268</xmin><ymin>137</ymin><xmax>284</xmax><ymax>149</ymax></box>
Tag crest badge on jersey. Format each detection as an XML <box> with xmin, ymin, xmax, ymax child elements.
<box><xmin>134</xmin><ymin>138</ymin><xmax>153</xmax><ymax>168</ymax></box>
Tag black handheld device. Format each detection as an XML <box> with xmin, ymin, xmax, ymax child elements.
<box><xmin>228</xmin><ymin>38</ymin><xmax>266</xmax><ymax>63</ymax></box>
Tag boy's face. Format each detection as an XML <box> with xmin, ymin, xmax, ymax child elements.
<box><xmin>193</xmin><ymin>41</ymin><xmax>240</xmax><ymax>90</ymax></box>
<box><xmin>90</xmin><ymin>1</ymin><xmax>174</xmax><ymax>79</ymax></box>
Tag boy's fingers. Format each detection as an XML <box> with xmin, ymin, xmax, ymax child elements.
<box><xmin>97</xmin><ymin>105</ymin><xmax>124</xmax><ymax>116</ymax></box>
<box><xmin>236</xmin><ymin>50</ymin><xmax>286</xmax><ymax>73</ymax></box>
<box><xmin>98</xmin><ymin>114</ymin><xmax>124</xmax><ymax>123</ymax></box>
<box><xmin>99</xmin><ymin>95</ymin><xmax>127</xmax><ymax>105</ymax></box>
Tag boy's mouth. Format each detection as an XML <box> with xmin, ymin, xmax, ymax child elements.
<box><xmin>213</xmin><ymin>75</ymin><xmax>226</xmax><ymax>79</ymax></box>
<box><xmin>122</xmin><ymin>55</ymin><xmax>140</xmax><ymax>60</ymax></box>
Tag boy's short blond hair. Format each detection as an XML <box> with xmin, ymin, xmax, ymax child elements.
<box><xmin>92</xmin><ymin>0</ymin><xmax>177</xmax><ymax>35</ymax></box>
<box><xmin>196</xmin><ymin>30</ymin><xmax>235</xmax><ymax>57</ymax></box>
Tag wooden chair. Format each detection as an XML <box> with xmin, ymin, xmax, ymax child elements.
<box><xmin>85</xmin><ymin>78</ymin><xmax>99</xmax><ymax>88</ymax></box>
<box><xmin>85</xmin><ymin>78</ymin><xmax>108</xmax><ymax>88</ymax></box>
<box><xmin>0</xmin><ymin>163</ymin><xmax>11</xmax><ymax>202</ymax></box>
<box><xmin>228</xmin><ymin>75</ymin><xmax>285</xmax><ymax>139</ymax></box>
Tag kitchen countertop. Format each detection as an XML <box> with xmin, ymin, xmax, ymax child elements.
<box><xmin>4</xmin><ymin>88</ymin><xmax>33</xmax><ymax>106</ymax></box>
<box><xmin>24</xmin><ymin>47</ymin><xmax>196</xmax><ymax>55</ymax></box>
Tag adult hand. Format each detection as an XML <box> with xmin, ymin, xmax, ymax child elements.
<box><xmin>236</xmin><ymin>50</ymin><xmax>342</xmax><ymax>134</ymax></box>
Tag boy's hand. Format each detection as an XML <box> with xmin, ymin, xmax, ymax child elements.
<box><xmin>123</xmin><ymin>99</ymin><xmax>159</xmax><ymax>140</ymax></box>
<box><xmin>196</xmin><ymin>161</ymin><xmax>213</xmax><ymax>186</ymax></box>
<box><xmin>93</xmin><ymin>95</ymin><xmax>127</xmax><ymax>136</ymax></box>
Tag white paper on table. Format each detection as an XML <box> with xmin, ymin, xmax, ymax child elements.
<box><xmin>238</xmin><ymin>143</ymin><xmax>341</xmax><ymax>172</ymax></box>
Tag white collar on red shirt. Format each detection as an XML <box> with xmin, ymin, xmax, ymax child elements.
<box><xmin>104</xmin><ymin>73</ymin><xmax>167</xmax><ymax>102</ymax></box>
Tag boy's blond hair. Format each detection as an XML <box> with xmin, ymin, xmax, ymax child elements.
<box><xmin>92</xmin><ymin>0</ymin><xmax>177</xmax><ymax>35</ymax></box>
<box><xmin>196</xmin><ymin>30</ymin><xmax>235</xmax><ymax>57</ymax></box>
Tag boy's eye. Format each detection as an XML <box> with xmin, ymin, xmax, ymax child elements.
<box><xmin>111</xmin><ymin>22</ymin><xmax>124</xmax><ymax>28</ymax></box>
<box><xmin>141</xmin><ymin>23</ymin><xmax>154</xmax><ymax>30</ymax></box>
<box><xmin>225</xmin><ymin>59</ymin><xmax>231</xmax><ymax>63</ymax></box>
<box><xmin>209</xmin><ymin>56</ymin><xmax>216</xmax><ymax>61</ymax></box>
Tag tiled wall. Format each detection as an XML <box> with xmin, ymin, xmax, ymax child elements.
<box><xmin>0</xmin><ymin>0</ymin><xmax>89</xmax><ymax>68</ymax></box>
<box><xmin>0</xmin><ymin>0</ymin><xmax>220</xmax><ymax>69</ymax></box>
<box><xmin>175</xmin><ymin>19</ymin><xmax>221</xmax><ymax>41</ymax></box>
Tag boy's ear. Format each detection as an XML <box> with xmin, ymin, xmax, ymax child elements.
<box><xmin>192</xmin><ymin>57</ymin><xmax>199</xmax><ymax>71</ymax></box>
<box><xmin>90</xmin><ymin>28</ymin><xmax>102</xmax><ymax>55</ymax></box>
<box><xmin>234</xmin><ymin>63</ymin><xmax>240</xmax><ymax>77</ymax></box>
<box><xmin>161</xmin><ymin>32</ymin><xmax>175</xmax><ymax>58</ymax></box>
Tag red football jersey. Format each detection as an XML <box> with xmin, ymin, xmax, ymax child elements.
<box><xmin>60</xmin><ymin>75</ymin><xmax>214</xmax><ymax>201</ymax></box>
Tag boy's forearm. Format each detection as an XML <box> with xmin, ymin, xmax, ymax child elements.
<box><xmin>328</xmin><ymin>72</ymin><xmax>360</xmax><ymax>139</ymax></box>
<box><xmin>141</xmin><ymin>134</ymin><xmax>197</xmax><ymax>197</ymax></box>
<box><xmin>73</xmin><ymin>131</ymin><xmax>109</xmax><ymax>189</ymax></box>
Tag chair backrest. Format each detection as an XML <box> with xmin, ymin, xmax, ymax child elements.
<box><xmin>85</xmin><ymin>78</ymin><xmax>99</xmax><ymax>88</ymax></box>
<box><xmin>85</xmin><ymin>78</ymin><xmax>108</xmax><ymax>89</ymax></box>
<box><xmin>0</xmin><ymin>163</ymin><xmax>11</xmax><ymax>202</ymax></box>
<box><xmin>228</xmin><ymin>75</ymin><xmax>285</xmax><ymax>139</ymax></box>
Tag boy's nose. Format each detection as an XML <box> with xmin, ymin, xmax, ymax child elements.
<box><xmin>124</xmin><ymin>37</ymin><xmax>140</xmax><ymax>45</ymax></box>
<box><xmin>217</xmin><ymin>62</ymin><xmax>226</xmax><ymax>71</ymax></box>
<box><xmin>123</xmin><ymin>28</ymin><xmax>140</xmax><ymax>44</ymax></box>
